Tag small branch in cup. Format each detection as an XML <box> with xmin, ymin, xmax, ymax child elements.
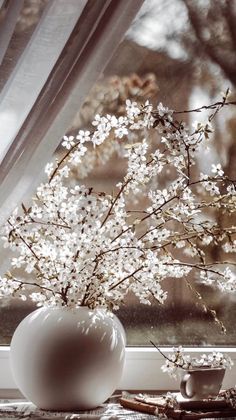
<box><xmin>150</xmin><ymin>341</ymin><xmax>234</xmax><ymax>378</ymax></box>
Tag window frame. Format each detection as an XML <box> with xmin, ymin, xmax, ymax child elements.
<box><xmin>1</xmin><ymin>346</ymin><xmax>236</xmax><ymax>393</ymax></box>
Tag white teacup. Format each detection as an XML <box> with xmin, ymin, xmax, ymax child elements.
<box><xmin>180</xmin><ymin>366</ymin><xmax>225</xmax><ymax>400</ymax></box>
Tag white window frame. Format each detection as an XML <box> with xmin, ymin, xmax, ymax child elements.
<box><xmin>1</xmin><ymin>346</ymin><xmax>236</xmax><ymax>395</ymax></box>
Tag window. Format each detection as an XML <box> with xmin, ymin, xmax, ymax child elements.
<box><xmin>1</xmin><ymin>0</ymin><xmax>236</xmax><ymax>392</ymax></box>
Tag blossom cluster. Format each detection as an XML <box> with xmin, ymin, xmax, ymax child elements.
<box><xmin>0</xmin><ymin>93</ymin><xmax>236</xmax><ymax>313</ymax></box>
<box><xmin>159</xmin><ymin>346</ymin><xmax>234</xmax><ymax>378</ymax></box>
<box><xmin>70</xmin><ymin>74</ymin><xmax>159</xmax><ymax>180</ymax></box>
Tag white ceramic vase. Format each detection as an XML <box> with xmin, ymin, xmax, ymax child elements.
<box><xmin>10</xmin><ymin>306</ymin><xmax>126</xmax><ymax>411</ymax></box>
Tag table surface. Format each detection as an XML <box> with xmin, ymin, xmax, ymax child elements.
<box><xmin>0</xmin><ymin>397</ymin><xmax>236</xmax><ymax>419</ymax></box>
<box><xmin>0</xmin><ymin>397</ymin><xmax>156</xmax><ymax>419</ymax></box>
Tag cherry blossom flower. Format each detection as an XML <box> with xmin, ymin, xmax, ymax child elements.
<box><xmin>62</xmin><ymin>135</ymin><xmax>75</xmax><ymax>149</ymax></box>
<box><xmin>212</xmin><ymin>163</ymin><xmax>224</xmax><ymax>176</ymax></box>
<box><xmin>76</xmin><ymin>130</ymin><xmax>91</xmax><ymax>143</ymax></box>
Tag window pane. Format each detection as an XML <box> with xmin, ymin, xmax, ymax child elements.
<box><xmin>1</xmin><ymin>0</ymin><xmax>236</xmax><ymax>346</ymax></box>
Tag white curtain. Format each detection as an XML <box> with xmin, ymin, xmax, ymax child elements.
<box><xmin>0</xmin><ymin>0</ymin><xmax>144</xmax><ymax>270</ymax></box>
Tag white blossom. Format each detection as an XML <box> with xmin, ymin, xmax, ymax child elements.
<box><xmin>211</xmin><ymin>163</ymin><xmax>224</xmax><ymax>177</ymax></box>
<box><xmin>62</xmin><ymin>135</ymin><xmax>75</xmax><ymax>149</ymax></box>
<box><xmin>76</xmin><ymin>130</ymin><xmax>91</xmax><ymax>143</ymax></box>
<box><xmin>227</xmin><ymin>184</ymin><xmax>236</xmax><ymax>195</ymax></box>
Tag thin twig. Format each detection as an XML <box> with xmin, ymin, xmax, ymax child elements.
<box><xmin>109</xmin><ymin>265</ymin><xmax>144</xmax><ymax>291</ymax></box>
<box><xmin>173</xmin><ymin>100</ymin><xmax>236</xmax><ymax>115</ymax></box>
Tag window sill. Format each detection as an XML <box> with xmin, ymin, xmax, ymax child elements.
<box><xmin>1</xmin><ymin>346</ymin><xmax>236</xmax><ymax>391</ymax></box>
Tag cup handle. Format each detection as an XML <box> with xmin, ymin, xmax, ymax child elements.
<box><xmin>180</xmin><ymin>373</ymin><xmax>195</xmax><ymax>399</ymax></box>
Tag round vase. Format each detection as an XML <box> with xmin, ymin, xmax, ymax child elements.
<box><xmin>10</xmin><ymin>306</ymin><xmax>126</xmax><ymax>411</ymax></box>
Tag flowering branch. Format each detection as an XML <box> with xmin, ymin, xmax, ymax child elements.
<box><xmin>1</xmin><ymin>92</ymin><xmax>236</xmax><ymax>316</ymax></box>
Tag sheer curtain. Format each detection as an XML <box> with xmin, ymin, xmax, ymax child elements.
<box><xmin>0</xmin><ymin>0</ymin><xmax>143</xmax><ymax>269</ymax></box>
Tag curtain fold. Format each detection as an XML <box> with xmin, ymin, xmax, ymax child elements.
<box><xmin>0</xmin><ymin>0</ymin><xmax>88</xmax><ymax>165</ymax></box>
<box><xmin>0</xmin><ymin>0</ymin><xmax>24</xmax><ymax>66</ymax></box>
